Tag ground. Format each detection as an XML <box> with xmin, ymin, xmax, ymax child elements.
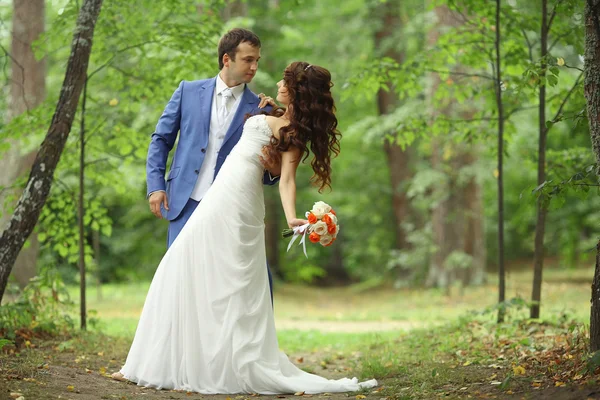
<box><xmin>2</xmin><ymin>268</ymin><xmax>600</xmax><ymax>399</ymax></box>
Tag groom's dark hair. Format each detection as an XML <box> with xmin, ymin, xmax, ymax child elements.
<box><xmin>218</xmin><ymin>28</ymin><xmax>261</xmax><ymax>69</ymax></box>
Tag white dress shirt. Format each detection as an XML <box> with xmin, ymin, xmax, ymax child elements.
<box><xmin>189</xmin><ymin>75</ymin><xmax>244</xmax><ymax>201</ymax></box>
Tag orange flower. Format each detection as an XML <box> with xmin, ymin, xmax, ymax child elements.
<box><xmin>309</xmin><ymin>232</ymin><xmax>321</xmax><ymax>243</ymax></box>
<box><xmin>324</xmin><ymin>238</ymin><xmax>336</xmax><ymax>247</ymax></box>
<box><xmin>307</xmin><ymin>212</ymin><xmax>318</xmax><ymax>224</ymax></box>
<box><xmin>330</xmin><ymin>209</ymin><xmax>336</xmax><ymax>216</ymax></box>
<box><xmin>327</xmin><ymin>224</ymin><xmax>337</xmax><ymax>235</ymax></box>
<box><xmin>322</xmin><ymin>214</ymin><xmax>332</xmax><ymax>225</ymax></box>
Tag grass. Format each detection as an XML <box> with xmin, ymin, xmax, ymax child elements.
<box><xmin>66</xmin><ymin>265</ymin><xmax>593</xmax><ymax>336</ymax></box>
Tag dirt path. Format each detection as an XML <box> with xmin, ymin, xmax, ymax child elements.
<box><xmin>2</xmin><ymin>348</ymin><xmax>378</xmax><ymax>400</ymax></box>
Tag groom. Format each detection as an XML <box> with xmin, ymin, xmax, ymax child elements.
<box><xmin>146</xmin><ymin>28</ymin><xmax>277</xmax><ymax>295</ymax></box>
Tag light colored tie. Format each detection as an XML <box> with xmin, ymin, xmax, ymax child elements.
<box><xmin>219</xmin><ymin>88</ymin><xmax>234</xmax><ymax>126</ymax></box>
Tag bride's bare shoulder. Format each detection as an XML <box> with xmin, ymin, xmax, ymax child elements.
<box><xmin>264</xmin><ymin>116</ymin><xmax>290</xmax><ymax>139</ymax></box>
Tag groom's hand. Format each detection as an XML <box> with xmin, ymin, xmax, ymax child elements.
<box><xmin>149</xmin><ymin>191</ymin><xmax>169</xmax><ymax>219</ymax></box>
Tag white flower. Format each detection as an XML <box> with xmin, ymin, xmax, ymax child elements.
<box><xmin>312</xmin><ymin>221</ymin><xmax>328</xmax><ymax>235</ymax></box>
<box><xmin>311</xmin><ymin>201</ymin><xmax>331</xmax><ymax>219</ymax></box>
<box><xmin>319</xmin><ymin>233</ymin><xmax>333</xmax><ymax>246</ymax></box>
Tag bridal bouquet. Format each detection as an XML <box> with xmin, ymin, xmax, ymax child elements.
<box><xmin>282</xmin><ymin>201</ymin><xmax>339</xmax><ymax>257</ymax></box>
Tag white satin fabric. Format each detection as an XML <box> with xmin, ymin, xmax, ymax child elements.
<box><xmin>119</xmin><ymin>115</ymin><xmax>377</xmax><ymax>394</ymax></box>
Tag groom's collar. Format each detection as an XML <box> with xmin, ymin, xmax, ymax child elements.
<box><xmin>215</xmin><ymin>73</ymin><xmax>245</xmax><ymax>100</ymax></box>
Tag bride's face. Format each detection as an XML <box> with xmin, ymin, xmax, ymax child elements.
<box><xmin>276</xmin><ymin>79</ymin><xmax>290</xmax><ymax>105</ymax></box>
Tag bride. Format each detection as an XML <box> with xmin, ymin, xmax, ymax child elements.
<box><xmin>112</xmin><ymin>61</ymin><xmax>377</xmax><ymax>394</ymax></box>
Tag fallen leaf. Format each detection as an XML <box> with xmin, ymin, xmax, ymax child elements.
<box><xmin>294</xmin><ymin>392</ymin><xmax>305</xmax><ymax>396</ymax></box>
<box><xmin>512</xmin><ymin>365</ymin><xmax>526</xmax><ymax>375</ymax></box>
<box><xmin>490</xmin><ymin>381</ymin><xmax>502</xmax><ymax>385</ymax></box>
<box><xmin>97</xmin><ymin>352</ymin><xmax>104</xmax><ymax>356</ymax></box>
<box><xmin>9</xmin><ymin>393</ymin><xmax>22</xmax><ymax>399</ymax></box>
<box><xmin>555</xmin><ymin>381</ymin><xmax>566</xmax><ymax>387</ymax></box>
<box><xmin>463</xmin><ymin>361</ymin><xmax>472</xmax><ymax>366</ymax></box>
<box><xmin>67</xmin><ymin>385</ymin><xmax>75</xmax><ymax>391</ymax></box>
<box><xmin>296</xmin><ymin>357</ymin><xmax>304</xmax><ymax>363</ymax></box>
<box><xmin>85</xmin><ymin>368</ymin><xmax>92</xmax><ymax>374</ymax></box>
<box><xmin>356</xmin><ymin>396</ymin><xmax>366</xmax><ymax>400</ymax></box>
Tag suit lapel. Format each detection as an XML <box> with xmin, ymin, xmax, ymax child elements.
<box><xmin>222</xmin><ymin>86</ymin><xmax>257</xmax><ymax>146</ymax></box>
<box><xmin>199</xmin><ymin>78</ymin><xmax>217</xmax><ymax>135</ymax></box>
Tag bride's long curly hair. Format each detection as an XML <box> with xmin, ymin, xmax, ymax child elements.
<box><xmin>262</xmin><ymin>61</ymin><xmax>341</xmax><ymax>192</ymax></box>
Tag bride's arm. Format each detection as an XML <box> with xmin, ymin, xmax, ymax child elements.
<box><xmin>279</xmin><ymin>147</ymin><xmax>307</xmax><ymax>229</ymax></box>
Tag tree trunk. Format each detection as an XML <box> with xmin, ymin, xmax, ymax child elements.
<box><xmin>0</xmin><ymin>0</ymin><xmax>104</xmax><ymax>303</ymax></box>
<box><xmin>425</xmin><ymin>5</ymin><xmax>486</xmax><ymax>289</ymax></box>
<box><xmin>584</xmin><ymin>0</ymin><xmax>600</xmax><ymax>352</ymax></box>
<box><xmin>463</xmin><ymin>162</ymin><xmax>486</xmax><ymax>286</ymax></box>
<box><xmin>373</xmin><ymin>0</ymin><xmax>413</xmax><ymax>250</ymax></box>
<box><xmin>531</xmin><ymin>0</ymin><xmax>549</xmax><ymax>320</ymax></box>
<box><xmin>221</xmin><ymin>0</ymin><xmax>248</xmax><ymax>20</ymax></box>
<box><xmin>1</xmin><ymin>0</ymin><xmax>46</xmax><ymax>288</ymax></box>
<box><xmin>78</xmin><ymin>78</ymin><xmax>88</xmax><ymax>330</ymax></box>
<box><xmin>494</xmin><ymin>0</ymin><xmax>506</xmax><ymax>323</ymax></box>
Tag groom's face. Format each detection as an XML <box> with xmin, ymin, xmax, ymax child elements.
<box><xmin>224</xmin><ymin>41</ymin><xmax>261</xmax><ymax>85</ymax></box>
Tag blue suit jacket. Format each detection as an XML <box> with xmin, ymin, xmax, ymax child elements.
<box><xmin>146</xmin><ymin>77</ymin><xmax>276</xmax><ymax>221</ymax></box>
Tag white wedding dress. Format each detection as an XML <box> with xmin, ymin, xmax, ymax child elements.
<box><xmin>119</xmin><ymin>115</ymin><xmax>377</xmax><ymax>394</ymax></box>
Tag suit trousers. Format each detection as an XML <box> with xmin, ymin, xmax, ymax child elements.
<box><xmin>167</xmin><ymin>197</ymin><xmax>274</xmax><ymax>304</ymax></box>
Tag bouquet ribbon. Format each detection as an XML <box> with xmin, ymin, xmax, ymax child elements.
<box><xmin>286</xmin><ymin>222</ymin><xmax>310</xmax><ymax>258</ymax></box>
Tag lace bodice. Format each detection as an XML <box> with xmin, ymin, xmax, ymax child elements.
<box><xmin>230</xmin><ymin>115</ymin><xmax>273</xmax><ymax>165</ymax></box>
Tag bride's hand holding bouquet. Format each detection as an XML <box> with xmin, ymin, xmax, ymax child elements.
<box><xmin>282</xmin><ymin>201</ymin><xmax>340</xmax><ymax>256</ymax></box>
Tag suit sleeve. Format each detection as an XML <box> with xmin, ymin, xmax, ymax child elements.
<box><xmin>263</xmin><ymin>171</ymin><xmax>280</xmax><ymax>185</ymax></box>
<box><xmin>146</xmin><ymin>81</ymin><xmax>184</xmax><ymax>196</ymax></box>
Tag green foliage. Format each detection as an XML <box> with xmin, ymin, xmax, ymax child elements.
<box><xmin>0</xmin><ymin>0</ymin><xmax>594</xmax><ymax>287</ymax></box>
<box><xmin>0</xmin><ymin>338</ymin><xmax>13</xmax><ymax>351</ymax></box>
<box><xmin>0</xmin><ymin>265</ymin><xmax>74</xmax><ymax>338</ymax></box>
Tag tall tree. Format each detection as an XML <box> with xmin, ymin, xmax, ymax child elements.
<box><xmin>585</xmin><ymin>0</ymin><xmax>600</xmax><ymax>352</ymax></box>
<box><xmin>530</xmin><ymin>0</ymin><xmax>550</xmax><ymax>320</ymax></box>
<box><xmin>1</xmin><ymin>0</ymin><xmax>46</xmax><ymax>288</ymax></box>
<box><xmin>373</xmin><ymin>0</ymin><xmax>414</xmax><ymax>251</ymax></box>
<box><xmin>425</xmin><ymin>4</ymin><xmax>486</xmax><ymax>289</ymax></box>
<box><xmin>0</xmin><ymin>0</ymin><xmax>104</xmax><ymax>303</ymax></box>
<box><xmin>494</xmin><ymin>0</ymin><xmax>506</xmax><ymax>322</ymax></box>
